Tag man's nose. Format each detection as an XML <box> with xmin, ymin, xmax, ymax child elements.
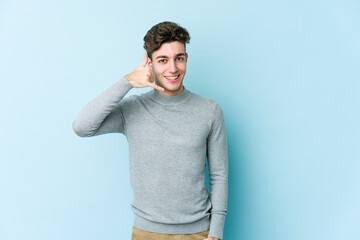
<box><xmin>169</xmin><ymin>60</ymin><xmax>178</xmax><ymax>73</ymax></box>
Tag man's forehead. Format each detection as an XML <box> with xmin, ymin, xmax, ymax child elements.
<box><xmin>155</xmin><ymin>52</ymin><xmax>186</xmax><ymax>59</ymax></box>
<box><xmin>153</xmin><ymin>41</ymin><xmax>185</xmax><ymax>58</ymax></box>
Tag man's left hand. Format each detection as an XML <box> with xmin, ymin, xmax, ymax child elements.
<box><xmin>204</xmin><ymin>237</ymin><xmax>220</xmax><ymax>240</ymax></box>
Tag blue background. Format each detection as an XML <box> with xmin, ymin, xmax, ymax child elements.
<box><xmin>1</xmin><ymin>0</ymin><xmax>359</xmax><ymax>239</ymax></box>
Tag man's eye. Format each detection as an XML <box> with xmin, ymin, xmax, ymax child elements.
<box><xmin>159</xmin><ymin>59</ymin><xmax>166</xmax><ymax>63</ymax></box>
<box><xmin>177</xmin><ymin>57</ymin><xmax>184</xmax><ymax>61</ymax></box>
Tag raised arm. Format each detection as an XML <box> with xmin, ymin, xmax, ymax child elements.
<box><xmin>206</xmin><ymin>103</ymin><xmax>229</xmax><ymax>240</ymax></box>
<box><xmin>72</xmin><ymin>53</ymin><xmax>164</xmax><ymax>137</ymax></box>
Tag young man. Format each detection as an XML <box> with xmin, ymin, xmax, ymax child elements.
<box><xmin>72</xmin><ymin>21</ymin><xmax>228</xmax><ymax>240</ymax></box>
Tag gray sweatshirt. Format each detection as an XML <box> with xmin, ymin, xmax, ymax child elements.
<box><xmin>72</xmin><ymin>76</ymin><xmax>228</xmax><ymax>239</ymax></box>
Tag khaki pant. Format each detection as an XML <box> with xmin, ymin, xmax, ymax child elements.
<box><xmin>131</xmin><ymin>226</ymin><xmax>210</xmax><ymax>240</ymax></box>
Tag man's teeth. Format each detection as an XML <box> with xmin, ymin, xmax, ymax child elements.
<box><xmin>165</xmin><ymin>75</ymin><xmax>179</xmax><ymax>80</ymax></box>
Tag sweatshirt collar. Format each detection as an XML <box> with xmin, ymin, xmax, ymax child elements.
<box><xmin>146</xmin><ymin>85</ymin><xmax>191</xmax><ymax>106</ymax></box>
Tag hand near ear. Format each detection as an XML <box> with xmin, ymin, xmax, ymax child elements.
<box><xmin>124</xmin><ymin>53</ymin><xmax>165</xmax><ymax>91</ymax></box>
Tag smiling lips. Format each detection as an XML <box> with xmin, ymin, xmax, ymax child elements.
<box><xmin>165</xmin><ymin>74</ymin><xmax>180</xmax><ymax>83</ymax></box>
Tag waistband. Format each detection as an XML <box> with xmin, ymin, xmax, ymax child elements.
<box><xmin>133</xmin><ymin>214</ymin><xmax>210</xmax><ymax>234</ymax></box>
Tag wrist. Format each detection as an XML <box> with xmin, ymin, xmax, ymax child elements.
<box><xmin>123</xmin><ymin>74</ymin><xmax>134</xmax><ymax>87</ymax></box>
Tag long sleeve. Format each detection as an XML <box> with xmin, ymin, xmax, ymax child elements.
<box><xmin>72</xmin><ymin>76</ymin><xmax>133</xmax><ymax>137</ymax></box>
<box><xmin>206</xmin><ymin>103</ymin><xmax>229</xmax><ymax>240</ymax></box>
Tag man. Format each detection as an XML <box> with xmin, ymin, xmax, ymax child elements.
<box><xmin>72</xmin><ymin>21</ymin><xmax>228</xmax><ymax>240</ymax></box>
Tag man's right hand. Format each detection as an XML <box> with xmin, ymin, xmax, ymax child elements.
<box><xmin>124</xmin><ymin>53</ymin><xmax>165</xmax><ymax>91</ymax></box>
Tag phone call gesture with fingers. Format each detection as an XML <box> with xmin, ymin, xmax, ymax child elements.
<box><xmin>124</xmin><ymin>53</ymin><xmax>165</xmax><ymax>92</ymax></box>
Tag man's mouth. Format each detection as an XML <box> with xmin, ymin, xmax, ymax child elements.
<box><xmin>165</xmin><ymin>74</ymin><xmax>180</xmax><ymax>82</ymax></box>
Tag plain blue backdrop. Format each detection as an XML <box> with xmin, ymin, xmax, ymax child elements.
<box><xmin>1</xmin><ymin>0</ymin><xmax>359</xmax><ymax>239</ymax></box>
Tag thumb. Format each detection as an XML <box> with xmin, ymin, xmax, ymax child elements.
<box><xmin>138</xmin><ymin>53</ymin><xmax>148</xmax><ymax>68</ymax></box>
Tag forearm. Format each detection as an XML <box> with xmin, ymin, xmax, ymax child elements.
<box><xmin>208</xmin><ymin>176</ymin><xmax>228</xmax><ymax>240</ymax></box>
<box><xmin>72</xmin><ymin>76</ymin><xmax>133</xmax><ymax>137</ymax></box>
<box><xmin>208</xmin><ymin>153</ymin><xmax>228</xmax><ymax>240</ymax></box>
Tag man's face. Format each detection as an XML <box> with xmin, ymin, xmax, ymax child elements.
<box><xmin>148</xmin><ymin>41</ymin><xmax>188</xmax><ymax>96</ymax></box>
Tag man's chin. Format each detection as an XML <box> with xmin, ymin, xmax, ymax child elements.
<box><xmin>157</xmin><ymin>80</ymin><xmax>182</xmax><ymax>90</ymax></box>
<box><xmin>165</xmin><ymin>83</ymin><xmax>183</xmax><ymax>91</ymax></box>
<box><xmin>156</xmin><ymin>81</ymin><xmax>183</xmax><ymax>95</ymax></box>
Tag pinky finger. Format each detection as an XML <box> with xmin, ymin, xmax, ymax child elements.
<box><xmin>148</xmin><ymin>82</ymin><xmax>165</xmax><ymax>91</ymax></box>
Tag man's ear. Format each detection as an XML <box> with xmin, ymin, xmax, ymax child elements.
<box><xmin>185</xmin><ymin>53</ymin><xmax>188</xmax><ymax>62</ymax></box>
<box><xmin>147</xmin><ymin>57</ymin><xmax>152</xmax><ymax>67</ymax></box>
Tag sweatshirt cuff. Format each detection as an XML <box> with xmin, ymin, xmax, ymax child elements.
<box><xmin>208</xmin><ymin>213</ymin><xmax>226</xmax><ymax>240</ymax></box>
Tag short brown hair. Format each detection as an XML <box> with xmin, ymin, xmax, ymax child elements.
<box><xmin>143</xmin><ymin>21</ymin><xmax>190</xmax><ymax>60</ymax></box>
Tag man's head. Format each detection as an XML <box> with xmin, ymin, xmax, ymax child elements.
<box><xmin>143</xmin><ymin>21</ymin><xmax>190</xmax><ymax>96</ymax></box>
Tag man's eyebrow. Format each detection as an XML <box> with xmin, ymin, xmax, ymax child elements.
<box><xmin>155</xmin><ymin>53</ymin><xmax>185</xmax><ymax>59</ymax></box>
